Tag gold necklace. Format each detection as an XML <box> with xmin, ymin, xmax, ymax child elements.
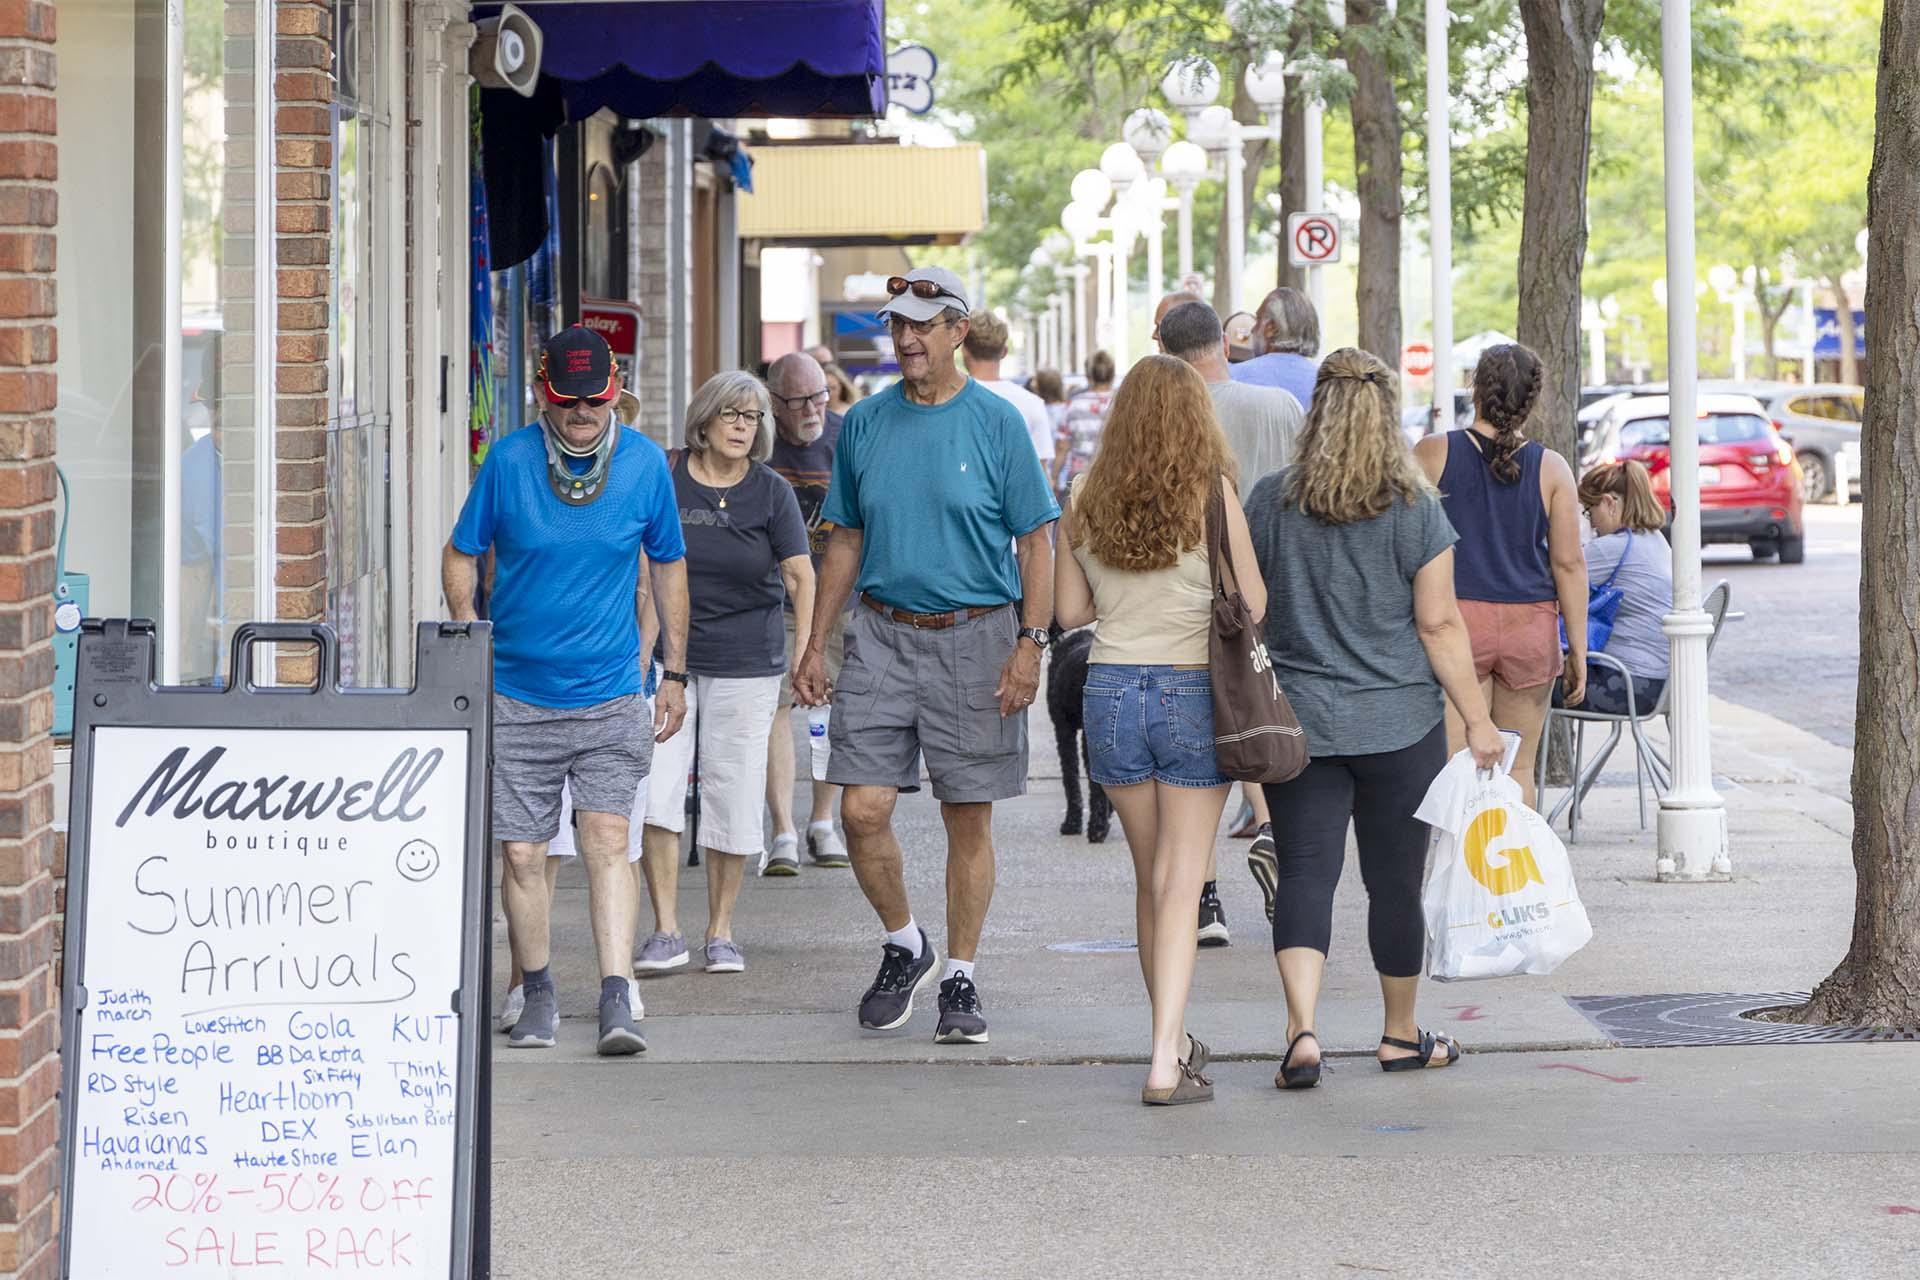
<box><xmin>692</xmin><ymin>455</ymin><xmax>746</xmax><ymax>508</ymax></box>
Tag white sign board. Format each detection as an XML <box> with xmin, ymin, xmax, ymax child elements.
<box><xmin>67</xmin><ymin>726</ymin><xmax>472</xmax><ymax>1277</ymax></box>
<box><xmin>887</xmin><ymin>45</ymin><xmax>938</xmax><ymax>115</ymax></box>
<box><xmin>1288</xmin><ymin>212</ymin><xmax>1342</xmax><ymax>267</ymax></box>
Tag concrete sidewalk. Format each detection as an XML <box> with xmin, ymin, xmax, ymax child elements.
<box><xmin>487</xmin><ymin>698</ymin><xmax>1919</xmax><ymax>1279</ymax></box>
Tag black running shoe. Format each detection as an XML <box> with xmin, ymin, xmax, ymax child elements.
<box><xmin>857</xmin><ymin>928</ymin><xmax>939</xmax><ymax>1030</ymax></box>
<box><xmin>934</xmin><ymin>973</ymin><xmax>989</xmax><ymax>1044</ymax></box>
<box><xmin>1198</xmin><ymin>885</ymin><xmax>1231</xmax><ymax>948</ymax></box>
<box><xmin>1247</xmin><ymin>823</ymin><xmax>1278</xmax><ymax>924</ymax></box>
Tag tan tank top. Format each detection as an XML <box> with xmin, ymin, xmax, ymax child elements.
<box><xmin>1070</xmin><ymin>479</ymin><xmax>1213</xmax><ymax>666</ymax></box>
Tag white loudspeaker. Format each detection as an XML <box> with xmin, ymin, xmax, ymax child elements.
<box><xmin>471</xmin><ymin>3</ymin><xmax>544</xmax><ymax>98</ymax></box>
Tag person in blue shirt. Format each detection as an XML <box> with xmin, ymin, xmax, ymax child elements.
<box><xmin>1230</xmin><ymin>286</ymin><xmax>1323</xmax><ymax>412</ymax></box>
<box><xmin>793</xmin><ymin>266</ymin><xmax>1060</xmax><ymax>1046</ymax></box>
<box><xmin>443</xmin><ymin>326</ymin><xmax>689</xmax><ymax>1057</ymax></box>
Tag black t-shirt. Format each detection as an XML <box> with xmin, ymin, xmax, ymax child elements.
<box><xmin>673</xmin><ymin>454</ymin><xmax>810</xmax><ymax>678</ymax></box>
<box><xmin>767</xmin><ymin>411</ymin><xmax>843</xmax><ymax>567</ymax></box>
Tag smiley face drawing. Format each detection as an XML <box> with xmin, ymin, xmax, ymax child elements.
<box><xmin>396</xmin><ymin>839</ymin><xmax>441</xmax><ymax>883</ymax></box>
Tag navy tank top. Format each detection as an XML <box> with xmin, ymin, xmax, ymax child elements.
<box><xmin>1439</xmin><ymin>431</ymin><xmax>1555</xmax><ymax>604</ymax></box>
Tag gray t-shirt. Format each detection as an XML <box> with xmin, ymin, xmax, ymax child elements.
<box><xmin>1246</xmin><ymin>469</ymin><xmax>1459</xmax><ymax>757</ymax></box>
<box><xmin>1583</xmin><ymin>529</ymin><xmax>1673</xmax><ymax>679</ymax></box>
<box><xmin>1209</xmin><ymin>379</ymin><xmax>1302</xmax><ymax>494</ymax></box>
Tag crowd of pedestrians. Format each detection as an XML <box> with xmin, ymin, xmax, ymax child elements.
<box><xmin>453</xmin><ymin>269</ymin><xmax>1659</xmax><ymax>1104</ymax></box>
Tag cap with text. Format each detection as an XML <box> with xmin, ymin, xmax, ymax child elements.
<box><xmin>538</xmin><ymin>326</ymin><xmax>616</xmax><ymax>400</ymax></box>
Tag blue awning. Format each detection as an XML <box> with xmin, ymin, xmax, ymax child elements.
<box><xmin>474</xmin><ymin>1</ymin><xmax>888</xmax><ymax>120</ymax></box>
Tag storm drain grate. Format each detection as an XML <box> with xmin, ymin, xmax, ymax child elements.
<box><xmin>1568</xmin><ymin>992</ymin><xmax>1920</xmax><ymax>1047</ymax></box>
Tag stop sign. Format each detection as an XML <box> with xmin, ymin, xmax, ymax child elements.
<box><xmin>1403</xmin><ymin>342</ymin><xmax>1435</xmax><ymax>378</ymax></box>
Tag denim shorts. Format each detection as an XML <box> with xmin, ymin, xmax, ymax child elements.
<box><xmin>1082</xmin><ymin>664</ymin><xmax>1231</xmax><ymax>789</ymax></box>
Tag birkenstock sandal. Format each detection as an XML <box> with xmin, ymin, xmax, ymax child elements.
<box><xmin>1379</xmin><ymin>1029</ymin><xmax>1462</xmax><ymax>1072</ymax></box>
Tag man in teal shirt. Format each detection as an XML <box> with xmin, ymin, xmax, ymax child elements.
<box><xmin>795</xmin><ymin>267</ymin><xmax>1059</xmax><ymax>1047</ymax></box>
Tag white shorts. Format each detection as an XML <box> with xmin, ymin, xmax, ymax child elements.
<box><xmin>549</xmin><ymin>674</ymin><xmax>783</xmax><ymax>860</ymax></box>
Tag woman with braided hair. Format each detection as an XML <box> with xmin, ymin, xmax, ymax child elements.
<box><xmin>1413</xmin><ymin>342</ymin><xmax>1588</xmax><ymax>807</ymax></box>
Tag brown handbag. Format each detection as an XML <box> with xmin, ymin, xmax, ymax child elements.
<box><xmin>1205</xmin><ymin>477</ymin><xmax>1309</xmax><ymax>784</ymax></box>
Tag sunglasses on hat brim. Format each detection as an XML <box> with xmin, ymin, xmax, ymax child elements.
<box><xmin>887</xmin><ymin>276</ymin><xmax>960</xmax><ymax>303</ymax></box>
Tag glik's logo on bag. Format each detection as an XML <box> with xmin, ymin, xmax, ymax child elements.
<box><xmin>1464</xmin><ymin>806</ymin><xmax>1545</xmax><ymax>897</ymax></box>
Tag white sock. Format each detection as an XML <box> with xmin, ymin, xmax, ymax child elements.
<box><xmin>886</xmin><ymin>919</ymin><xmax>923</xmax><ymax>957</ymax></box>
<box><xmin>942</xmin><ymin>958</ymin><xmax>974</xmax><ymax>983</ymax></box>
<box><xmin>808</xmin><ymin>818</ymin><xmax>835</xmax><ymax>833</ymax></box>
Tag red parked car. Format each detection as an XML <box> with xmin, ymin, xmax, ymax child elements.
<box><xmin>1580</xmin><ymin>393</ymin><xmax>1806</xmax><ymax>563</ymax></box>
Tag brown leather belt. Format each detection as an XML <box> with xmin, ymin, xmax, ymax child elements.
<box><xmin>860</xmin><ymin>594</ymin><xmax>1008</xmax><ymax>630</ymax></box>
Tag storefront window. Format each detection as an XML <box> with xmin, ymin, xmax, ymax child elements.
<box><xmin>327</xmin><ymin>0</ymin><xmax>394</xmax><ymax>686</ymax></box>
<box><xmin>56</xmin><ymin>0</ymin><xmax>270</xmax><ymax>689</ymax></box>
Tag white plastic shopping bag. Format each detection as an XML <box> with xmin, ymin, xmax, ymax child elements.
<box><xmin>1417</xmin><ymin>747</ymin><xmax>1593</xmax><ymax>981</ymax></box>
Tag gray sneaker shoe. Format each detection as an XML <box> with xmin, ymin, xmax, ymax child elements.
<box><xmin>508</xmin><ymin>983</ymin><xmax>558</xmax><ymax>1049</ymax></box>
<box><xmin>762</xmin><ymin>832</ymin><xmax>801</xmax><ymax>877</ymax></box>
<box><xmin>857</xmin><ymin>928</ymin><xmax>939</xmax><ymax>1030</ymax></box>
<box><xmin>633</xmin><ymin>930</ymin><xmax>690</xmax><ymax>975</ymax></box>
<box><xmin>596</xmin><ymin>982</ymin><xmax>648</xmax><ymax>1056</ymax></box>
<box><xmin>704</xmin><ymin>938</ymin><xmax>745</xmax><ymax>974</ymax></box>
<box><xmin>807</xmin><ymin>825</ymin><xmax>851</xmax><ymax>867</ymax></box>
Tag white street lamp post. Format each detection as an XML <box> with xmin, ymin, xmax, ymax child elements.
<box><xmin>1656</xmin><ymin>0</ymin><xmax>1729</xmax><ymax>882</ymax></box>
<box><xmin>1162</xmin><ymin>139</ymin><xmax>1208</xmax><ymax>282</ymax></box>
<box><xmin>1101</xmin><ymin>142</ymin><xmax>1146</xmax><ymax>372</ymax></box>
<box><xmin>1425</xmin><ymin>7</ymin><xmax>1452</xmax><ymax>436</ymax></box>
<box><xmin>1190</xmin><ymin>104</ymin><xmax>1245</xmax><ymax>309</ymax></box>
<box><xmin>1302</xmin><ymin>88</ymin><xmax>1326</xmax><ymax>316</ymax></box>
<box><xmin>1245</xmin><ymin>51</ymin><xmax>1287</xmax><ymax>291</ymax></box>
<box><xmin>1124</xmin><ymin>110</ymin><xmax>1172</xmax><ymax>302</ymax></box>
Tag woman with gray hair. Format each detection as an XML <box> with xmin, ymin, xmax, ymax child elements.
<box><xmin>631</xmin><ymin>370</ymin><xmax>815</xmax><ymax>977</ymax></box>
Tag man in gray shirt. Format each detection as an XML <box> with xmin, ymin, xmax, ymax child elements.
<box><xmin>1158</xmin><ymin>299</ymin><xmax>1303</xmax><ymax>494</ymax></box>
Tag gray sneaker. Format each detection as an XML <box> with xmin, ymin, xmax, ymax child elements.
<box><xmin>807</xmin><ymin>825</ymin><xmax>851</xmax><ymax>867</ymax></box>
<box><xmin>508</xmin><ymin>983</ymin><xmax>558</xmax><ymax>1049</ymax></box>
<box><xmin>633</xmin><ymin>930</ymin><xmax>690</xmax><ymax>975</ymax></box>
<box><xmin>762</xmin><ymin>832</ymin><xmax>801</xmax><ymax>877</ymax></box>
<box><xmin>597</xmin><ymin>983</ymin><xmax>648</xmax><ymax>1056</ymax></box>
<box><xmin>704</xmin><ymin>938</ymin><xmax>746</xmax><ymax>974</ymax></box>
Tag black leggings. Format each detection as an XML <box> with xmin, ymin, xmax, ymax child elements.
<box><xmin>1261</xmin><ymin>720</ymin><xmax>1447</xmax><ymax>978</ymax></box>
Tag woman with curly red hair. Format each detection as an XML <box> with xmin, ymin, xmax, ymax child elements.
<box><xmin>1054</xmin><ymin>355</ymin><xmax>1265</xmax><ymax>1106</ymax></box>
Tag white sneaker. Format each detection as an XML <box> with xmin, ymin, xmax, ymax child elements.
<box><xmin>496</xmin><ymin>983</ymin><xmax>525</xmax><ymax>1034</ymax></box>
<box><xmin>762</xmin><ymin>832</ymin><xmax>801</xmax><ymax>877</ymax></box>
<box><xmin>807</xmin><ymin>824</ymin><xmax>850</xmax><ymax>867</ymax></box>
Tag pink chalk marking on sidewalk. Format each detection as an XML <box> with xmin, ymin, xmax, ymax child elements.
<box><xmin>1443</xmin><ymin>1004</ymin><xmax>1487</xmax><ymax>1022</ymax></box>
<box><xmin>1539</xmin><ymin>1063</ymin><xmax>1642</xmax><ymax>1084</ymax></box>
<box><xmin>1884</xmin><ymin>1206</ymin><xmax>1920</xmax><ymax>1216</ymax></box>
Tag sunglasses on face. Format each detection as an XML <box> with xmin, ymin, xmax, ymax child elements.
<box><xmin>888</xmin><ymin>315</ymin><xmax>956</xmax><ymax>338</ymax></box>
<box><xmin>887</xmin><ymin>276</ymin><xmax>959</xmax><ymax>302</ymax></box>
<box><xmin>716</xmin><ymin>407</ymin><xmax>766</xmax><ymax>427</ymax></box>
<box><xmin>773</xmin><ymin>388</ymin><xmax>831</xmax><ymax>411</ymax></box>
<box><xmin>548</xmin><ymin>390</ymin><xmax>617</xmax><ymax>410</ymax></box>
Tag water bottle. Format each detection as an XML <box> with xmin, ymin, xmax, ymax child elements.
<box><xmin>807</xmin><ymin>705</ymin><xmax>831</xmax><ymax>782</ymax></box>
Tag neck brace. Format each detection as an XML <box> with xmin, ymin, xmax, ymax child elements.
<box><xmin>540</xmin><ymin>416</ymin><xmax>617</xmax><ymax>505</ymax></box>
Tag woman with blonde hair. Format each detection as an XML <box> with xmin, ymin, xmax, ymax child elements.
<box><xmin>1572</xmin><ymin>460</ymin><xmax>1673</xmax><ymax>714</ymax></box>
<box><xmin>1246</xmin><ymin>348</ymin><xmax>1501</xmax><ymax>1088</ymax></box>
<box><xmin>1054</xmin><ymin>355</ymin><xmax>1265</xmax><ymax>1106</ymax></box>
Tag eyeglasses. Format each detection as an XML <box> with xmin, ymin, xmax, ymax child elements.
<box><xmin>887</xmin><ymin>276</ymin><xmax>958</xmax><ymax>302</ymax></box>
<box><xmin>887</xmin><ymin>314</ymin><xmax>956</xmax><ymax>338</ymax></box>
<box><xmin>716</xmin><ymin>407</ymin><xmax>766</xmax><ymax>426</ymax></box>
<box><xmin>772</xmin><ymin>388</ymin><xmax>831</xmax><ymax>411</ymax></box>
<box><xmin>548</xmin><ymin>390</ymin><xmax>617</xmax><ymax>410</ymax></box>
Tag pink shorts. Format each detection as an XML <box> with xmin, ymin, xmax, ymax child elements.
<box><xmin>1458</xmin><ymin>599</ymin><xmax>1562</xmax><ymax>690</ymax></box>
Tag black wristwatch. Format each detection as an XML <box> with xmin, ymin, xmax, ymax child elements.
<box><xmin>660</xmin><ymin>669</ymin><xmax>690</xmax><ymax>685</ymax></box>
<box><xmin>1018</xmin><ymin>627</ymin><xmax>1051</xmax><ymax>650</ymax></box>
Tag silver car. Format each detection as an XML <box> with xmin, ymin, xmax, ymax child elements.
<box><xmin>1727</xmin><ymin>382</ymin><xmax>1864</xmax><ymax>502</ymax></box>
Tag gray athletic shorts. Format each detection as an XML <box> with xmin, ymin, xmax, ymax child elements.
<box><xmin>827</xmin><ymin>600</ymin><xmax>1028</xmax><ymax>804</ymax></box>
<box><xmin>492</xmin><ymin>692</ymin><xmax>653</xmax><ymax>843</ymax></box>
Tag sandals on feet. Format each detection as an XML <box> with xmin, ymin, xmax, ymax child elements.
<box><xmin>1183</xmin><ymin>1034</ymin><xmax>1211</xmax><ymax>1076</ymax></box>
<box><xmin>1142</xmin><ymin>1058</ymin><xmax>1214</xmax><ymax>1106</ymax></box>
<box><xmin>1276</xmin><ymin>1030</ymin><xmax>1322</xmax><ymax>1090</ymax></box>
<box><xmin>1379</xmin><ymin>1029</ymin><xmax>1462</xmax><ymax>1072</ymax></box>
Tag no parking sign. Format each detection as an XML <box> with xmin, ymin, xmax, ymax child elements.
<box><xmin>1288</xmin><ymin>213</ymin><xmax>1341</xmax><ymax>268</ymax></box>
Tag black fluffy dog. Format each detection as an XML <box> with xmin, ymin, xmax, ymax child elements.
<box><xmin>1046</xmin><ymin>625</ymin><xmax>1111</xmax><ymax>843</ymax></box>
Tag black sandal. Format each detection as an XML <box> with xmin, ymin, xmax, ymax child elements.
<box><xmin>1379</xmin><ymin>1030</ymin><xmax>1462</xmax><ymax>1072</ymax></box>
<box><xmin>1275</xmin><ymin>1031</ymin><xmax>1322</xmax><ymax>1090</ymax></box>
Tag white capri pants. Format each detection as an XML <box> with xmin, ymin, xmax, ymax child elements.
<box><xmin>549</xmin><ymin>674</ymin><xmax>783</xmax><ymax>860</ymax></box>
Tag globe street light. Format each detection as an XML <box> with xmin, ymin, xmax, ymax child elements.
<box><xmin>1187</xmin><ymin>105</ymin><xmax>1247</xmax><ymax>309</ymax></box>
<box><xmin>1161</xmin><ymin>139</ymin><xmax>1209</xmax><ymax>282</ymax></box>
<box><xmin>1244</xmin><ymin>51</ymin><xmax>1289</xmax><ymax>292</ymax></box>
<box><xmin>1101</xmin><ymin>142</ymin><xmax>1148</xmax><ymax>371</ymax></box>
<box><xmin>1063</xmin><ymin>200</ymin><xmax>1114</xmax><ymax>362</ymax></box>
<box><xmin>1161</xmin><ymin>57</ymin><xmax>1221</xmax><ymax>113</ymax></box>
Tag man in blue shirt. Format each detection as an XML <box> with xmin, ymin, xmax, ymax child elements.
<box><xmin>1230</xmin><ymin>286</ymin><xmax>1322</xmax><ymax>411</ymax></box>
<box><xmin>444</xmin><ymin>327</ymin><xmax>689</xmax><ymax>1056</ymax></box>
<box><xmin>794</xmin><ymin>266</ymin><xmax>1059</xmax><ymax>1045</ymax></box>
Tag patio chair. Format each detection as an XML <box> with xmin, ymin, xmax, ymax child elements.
<box><xmin>1535</xmin><ymin>580</ymin><xmax>1733</xmax><ymax>840</ymax></box>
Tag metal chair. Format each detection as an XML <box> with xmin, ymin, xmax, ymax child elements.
<box><xmin>1535</xmin><ymin>580</ymin><xmax>1732</xmax><ymax>840</ymax></box>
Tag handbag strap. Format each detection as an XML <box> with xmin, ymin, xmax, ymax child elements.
<box><xmin>1598</xmin><ymin>529</ymin><xmax>1632</xmax><ymax>591</ymax></box>
<box><xmin>1204</xmin><ymin>473</ymin><xmax>1239</xmax><ymax>601</ymax></box>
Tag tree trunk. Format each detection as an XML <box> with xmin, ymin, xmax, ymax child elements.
<box><xmin>1756</xmin><ymin>270</ymin><xmax>1794</xmax><ymax>382</ymax></box>
<box><xmin>1514</xmin><ymin>0</ymin><xmax>1607</xmax><ymax>469</ymax></box>
<box><xmin>1798</xmin><ymin>0</ymin><xmax>1920</xmax><ymax>1027</ymax></box>
<box><xmin>1210</xmin><ymin>58</ymin><xmax>1272</xmax><ymax>318</ymax></box>
<box><xmin>1346</xmin><ymin>0</ymin><xmax>1401</xmax><ymax>364</ymax></box>
<box><xmin>1276</xmin><ymin>78</ymin><xmax>1308</xmax><ymax>295</ymax></box>
<box><xmin>1831</xmin><ymin>275</ymin><xmax>1862</xmax><ymax>386</ymax></box>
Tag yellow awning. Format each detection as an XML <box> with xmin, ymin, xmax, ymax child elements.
<box><xmin>738</xmin><ymin>142</ymin><xmax>987</xmax><ymax>246</ymax></box>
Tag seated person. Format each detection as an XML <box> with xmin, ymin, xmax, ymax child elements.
<box><xmin>1565</xmin><ymin>460</ymin><xmax>1672</xmax><ymax>714</ymax></box>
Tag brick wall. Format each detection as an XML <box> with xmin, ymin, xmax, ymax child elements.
<box><xmin>273</xmin><ymin>1</ymin><xmax>333</xmax><ymax>684</ymax></box>
<box><xmin>633</xmin><ymin>132</ymin><xmax>673</xmax><ymax>445</ymax></box>
<box><xmin>0</xmin><ymin>2</ymin><xmax>61</xmax><ymax>1273</ymax></box>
